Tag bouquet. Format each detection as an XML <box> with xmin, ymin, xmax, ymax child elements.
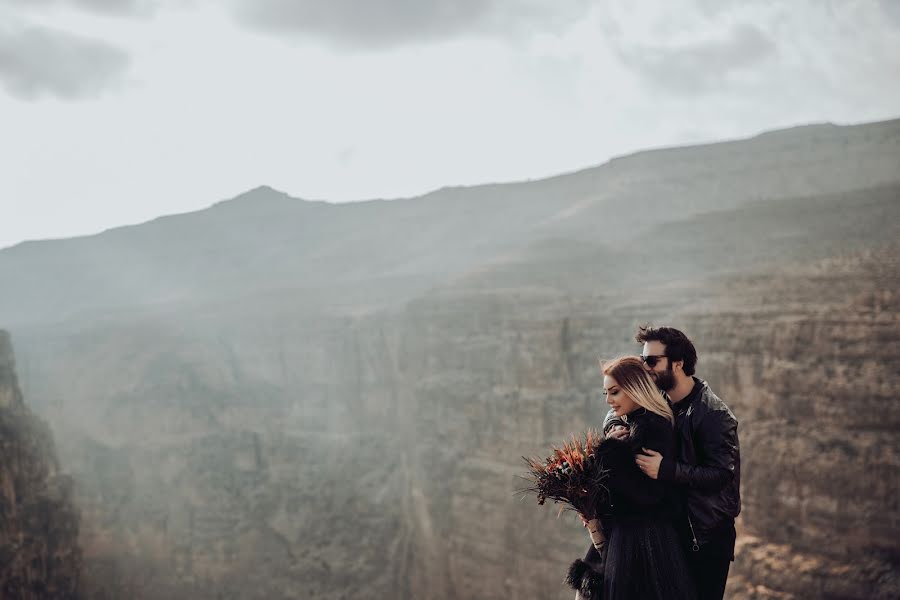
<box><xmin>519</xmin><ymin>429</ymin><xmax>611</xmax><ymax>551</ymax></box>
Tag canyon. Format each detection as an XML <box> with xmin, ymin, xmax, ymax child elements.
<box><xmin>1</xmin><ymin>118</ymin><xmax>898</xmax><ymax>598</ymax></box>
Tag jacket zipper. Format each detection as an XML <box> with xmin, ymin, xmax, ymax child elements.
<box><xmin>687</xmin><ymin>514</ymin><xmax>699</xmax><ymax>551</ymax></box>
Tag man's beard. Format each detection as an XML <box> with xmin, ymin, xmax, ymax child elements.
<box><xmin>653</xmin><ymin>365</ymin><xmax>676</xmax><ymax>391</ymax></box>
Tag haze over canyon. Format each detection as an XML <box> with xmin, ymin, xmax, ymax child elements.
<box><xmin>1</xmin><ymin>118</ymin><xmax>898</xmax><ymax>599</ymax></box>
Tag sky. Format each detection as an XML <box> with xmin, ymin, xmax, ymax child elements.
<box><xmin>1</xmin><ymin>0</ymin><xmax>899</xmax><ymax>249</ymax></box>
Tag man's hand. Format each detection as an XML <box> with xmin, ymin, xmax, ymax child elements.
<box><xmin>635</xmin><ymin>448</ymin><xmax>663</xmax><ymax>480</ymax></box>
<box><xmin>606</xmin><ymin>425</ymin><xmax>629</xmax><ymax>441</ymax></box>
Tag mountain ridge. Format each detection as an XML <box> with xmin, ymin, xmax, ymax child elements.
<box><xmin>5</xmin><ymin>116</ymin><xmax>898</xmax><ymax>254</ymax></box>
<box><xmin>3</xmin><ymin>116</ymin><xmax>899</xmax><ymax>330</ymax></box>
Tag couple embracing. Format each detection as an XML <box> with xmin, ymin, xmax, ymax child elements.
<box><xmin>569</xmin><ymin>326</ymin><xmax>740</xmax><ymax>600</ymax></box>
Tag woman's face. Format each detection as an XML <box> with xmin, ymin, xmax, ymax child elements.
<box><xmin>604</xmin><ymin>374</ymin><xmax>638</xmax><ymax>417</ymax></box>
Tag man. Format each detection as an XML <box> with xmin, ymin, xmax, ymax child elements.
<box><xmin>619</xmin><ymin>325</ymin><xmax>741</xmax><ymax>600</ymax></box>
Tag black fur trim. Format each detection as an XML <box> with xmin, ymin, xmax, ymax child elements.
<box><xmin>565</xmin><ymin>558</ymin><xmax>604</xmax><ymax>598</ymax></box>
<box><xmin>596</xmin><ymin>436</ymin><xmax>637</xmax><ymax>472</ymax></box>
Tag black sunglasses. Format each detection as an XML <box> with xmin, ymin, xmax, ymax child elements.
<box><xmin>640</xmin><ymin>354</ymin><xmax>667</xmax><ymax>368</ymax></box>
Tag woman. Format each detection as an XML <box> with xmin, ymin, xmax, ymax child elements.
<box><xmin>567</xmin><ymin>356</ymin><xmax>696</xmax><ymax>600</ymax></box>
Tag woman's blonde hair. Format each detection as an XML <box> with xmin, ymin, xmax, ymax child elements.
<box><xmin>601</xmin><ymin>356</ymin><xmax>674</xmax><ymax>424</ymax></box>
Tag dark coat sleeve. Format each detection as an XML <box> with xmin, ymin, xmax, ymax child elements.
<box><xmin>602</xmin><ymin>414</ymin><xmax>674</xmax><ymax>511</ymax></box>
<box><xmin>658</xmin><ymin>409</ymin><xmax>738</xmax><ymax>492</ymax></box>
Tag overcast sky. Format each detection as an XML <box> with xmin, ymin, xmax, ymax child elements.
<box><xmin>1</xmin><ymin>0</ymin><xmax>898</xmax><ymax>249</ymax></box>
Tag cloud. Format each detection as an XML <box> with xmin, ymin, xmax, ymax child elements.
<box><xmin>615</xmin><ymin>23</ymin><xmax>777</xmax><ymax>95</ymax></box>
<box><xmin>4</xmin><ymin>0</ymin><xmax>158</xmax><ymax>18</ymax></box>
<box><xmin>880</xmin><ymin>0</ymin><xmax>900</xmax><ymax>27</ymax></box>
<box><xmin>227</xmin><ymin>0</ymin><xmax>592</xmax><ymax>49</ymax></box>
<box><xmin>0</xmin><ymin>24</ymin><xmax>130</xmax><ymax>100</ymax></box>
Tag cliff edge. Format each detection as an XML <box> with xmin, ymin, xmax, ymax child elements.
<box><xmin>0</xmin><ymin>330</ymin><xmax>82</xmax><ymax>599</ymax></box>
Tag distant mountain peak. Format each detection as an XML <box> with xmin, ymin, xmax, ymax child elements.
<box><xmin>235</xmin><ymin>185</ymin><xmax>290</xmax><ymax>200</ymax></box>
<box><xmin>250</xmin><ymin>184</ymin><xmax>285</xmax><ymax>194</ymax></box>
<box><xmin>211</xmin><ymin>185</ymin><xmax>301</xmax><ymax>209</ymax></box>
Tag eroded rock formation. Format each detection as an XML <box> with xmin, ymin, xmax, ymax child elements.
<box><xmin>0</xmin><ymin>331</ymin><xmax>82</xmax><ymax>599</ymax></box>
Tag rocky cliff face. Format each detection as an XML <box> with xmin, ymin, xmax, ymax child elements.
<box><xmin>17</xmin><ymin>243</ymin><xmax>897</xmax><ymax>599</ymax></box>
<box><xmin>683</xmin><ymin>246</ymin><xmax>900</xmax><ymax>599</ymax></box>
<box><xmin>0</xmin><ymin>331</ymin><xmax>82</xmax><ymax>599</ymax></box>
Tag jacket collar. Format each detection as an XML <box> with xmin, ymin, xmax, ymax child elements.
<box><xmin>672</xmin><ymin>376</ymin><xmax>705</xmax><ymax>415</ymax></box>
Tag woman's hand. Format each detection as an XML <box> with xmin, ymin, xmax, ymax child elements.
<box><xmin>607</xmin><ymin>425</ymin><xmax>629</xmax><ymax>440</ymax></box>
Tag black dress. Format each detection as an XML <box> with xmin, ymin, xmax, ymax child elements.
<box><xmin>570</xmin><ymin>409</ymin><xmax>696</xmax><ymax>600</ymax></box>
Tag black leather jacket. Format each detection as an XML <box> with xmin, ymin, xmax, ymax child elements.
<box><xmin>603</xmin><ymin>378</ymin><xmax>741</xmax><ymax>548</ymax></box>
